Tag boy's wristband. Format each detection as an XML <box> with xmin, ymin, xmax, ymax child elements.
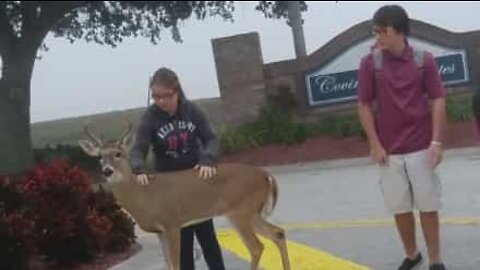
<box><xmin>431</xmin><ymin>141</ymin><xmax>442</xmax><ymax>146</ymax></box>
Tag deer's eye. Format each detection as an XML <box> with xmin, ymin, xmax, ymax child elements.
<box><xmin>114</xmin><ymin>152</ymin><xmax>122</xmax><ymax>158</ymax></box>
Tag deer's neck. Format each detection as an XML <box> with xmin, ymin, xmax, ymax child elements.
<box><xmin>110</xmin><ymin>181</ymin><xmax>155</xmax><ymax>227</ymax></box>
<box><xmin>110</xmin><ymin>181</ymin><xmax>142</xmax><ymax>208</ymax></box>
<box><xmin>122</xmin><ymin>164</ymin><xmax>135</xmax><ymax>181</ymax></box>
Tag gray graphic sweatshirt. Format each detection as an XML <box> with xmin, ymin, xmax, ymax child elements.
<box><xmin>129</xmin><ymin>99</ymin><xmax>219</xmax><ymax>174</ymax></box>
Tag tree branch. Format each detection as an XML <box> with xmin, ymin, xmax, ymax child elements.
<box><xmin>33</xmin><ymin>1</ymin><xmax>85</xmax><ymax>46</ymax></box>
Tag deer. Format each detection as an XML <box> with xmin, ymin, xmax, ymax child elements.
<box><xmin>78</xmin><ymin>125</ymin><xmax>291</xmax><ymax>270</ymax></box>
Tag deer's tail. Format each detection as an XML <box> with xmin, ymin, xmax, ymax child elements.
<box><xmin>261</xmin><ymin>173</ymin><xmax>278</xmax><ymax>218</ymax></box>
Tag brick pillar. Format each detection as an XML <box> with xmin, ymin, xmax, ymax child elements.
<box><xmin>212</xmin><ymin>32</ymin><xmax>266</xmax><ymax>124</ymax></box>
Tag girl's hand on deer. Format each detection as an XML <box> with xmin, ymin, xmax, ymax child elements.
<box><xmin>194</xmin><ymin>165</ymin><xmax>217</xmax><ymax>182</ymax></box>
<box><xmin>135</xmin><ymin>174</ymin><xmax>149</xmax><ymax>185</ymax></box>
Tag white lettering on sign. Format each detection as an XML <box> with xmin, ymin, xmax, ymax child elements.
<box><xmin>313</xmin><ymin>75</ymin><xmax>358</xmax><ymax>94</ymax></box>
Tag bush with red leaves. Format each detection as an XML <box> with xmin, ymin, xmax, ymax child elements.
<box><xmin>9</xmin><ymin>160</ymin><xmax>136</xmax><ymax>267</ymax></box>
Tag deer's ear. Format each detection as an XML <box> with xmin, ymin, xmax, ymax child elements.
<box><xmin>78</xmin><ymin>140</ymin><xmax>101</xmax><ymax>156</ymax></box>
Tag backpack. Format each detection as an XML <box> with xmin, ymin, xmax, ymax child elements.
<box><xmin>372</xmin><ymin>47</ymin><xmax>425</xmax><ymax>72</ymax></box>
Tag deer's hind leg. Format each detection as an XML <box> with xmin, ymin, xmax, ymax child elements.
<box><xmin>253</xmin><ymin>216</ymin><xmax>291</xmax><ymax>270</ymax></box>
<box><xmin>227</xmin><ymin>212</ymin><xmax>264</xmax><ymax>270</ymax></box>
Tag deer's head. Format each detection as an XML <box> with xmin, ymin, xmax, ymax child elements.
<box><xmin>79</xmin><ymin>124</ymin><xmax>134</xmax><ymax>183</ymax></box>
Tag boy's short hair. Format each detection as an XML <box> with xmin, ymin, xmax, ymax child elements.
<box><xmin>373</xmin><ymin>5</ymin><xmax>410</xmax><ymax>36</ymax></box>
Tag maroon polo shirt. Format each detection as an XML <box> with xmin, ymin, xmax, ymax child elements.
<box><xmin>358</xmin><ymin>45</ymin><xmax>445</xmax><ymax>154</ymax></box>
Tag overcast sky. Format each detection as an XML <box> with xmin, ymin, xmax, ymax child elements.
<box><xmin>22</xmin><ymin>1</ymin><xmax>480</xmax><ymax>123</ymax></box>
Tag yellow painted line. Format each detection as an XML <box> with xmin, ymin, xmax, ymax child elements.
<box><xmin>440</xmin><ymin>217</ymin><xmax>480</xmax><ymax>226</ymax></box>
<box><xmin>282</xmin><ymin>219</ymin><xmax>395</xmax><ymax>231</ymax></box>
<box><xmin>217</xmin><ymin>229</ymin><xmax>370</xmax><ymax>270</ymax></box>
<box><xmin>281</xmin><ymin>217</ymin><xmax>480</xmax><ymax>231</ymax></box>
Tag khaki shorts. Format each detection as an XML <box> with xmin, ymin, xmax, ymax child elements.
<box><xmin>379</xmin><ymin>149</ymin><xmax>442</xmax><ymax>214</ymax></box>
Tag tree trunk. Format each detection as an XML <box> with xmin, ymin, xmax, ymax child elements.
<box><xmin>0</xmin><ymin>1</ymin><xmax>80</xmax><ymax>177</ymax></box>
<box><xmin>287</xmin><ymin>1</ymin><xmax>307</xmax><ymax>59</ymax></box>
<box><xmin>0</xmin><ymin>49</ymin><xmax>37</xmax><ymax>177</ymax></box>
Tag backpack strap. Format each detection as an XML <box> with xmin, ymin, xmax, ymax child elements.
<box><xmin>371</xmin><ymin>47</ymin><xmax>425</xmax><ymax>94</ymax></box>
<box><xmin>372</xmin><ymin>48</ymin><xmax>383</xmax><ymax>71</ymax></box>
<box><xmin>413</xmin><ymin>47</ymin><xmax>425</xmax><ymax>68</ymax></box>
<box><xmin>373</xmin><ymin>47</ymin><xmax>424</xmax><ymax>70</ymax></box>
<box><xmin>412</xmin><ymin>47</ymin><xmax>425</xmax><ymax>83</ymax></box>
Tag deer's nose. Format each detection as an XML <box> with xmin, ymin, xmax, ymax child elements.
<box><xmin>103</xmin><ymin>167</ymin><xmax>114</xmax><ymax>177</ymax></box>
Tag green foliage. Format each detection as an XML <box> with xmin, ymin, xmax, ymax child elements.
<box><xmin>473</xmin><ymin>90</ymin><xmax>480</xmax><ymax>123</ymax></box>
<box><xmin>255</xmin><ymin>1</ymin><xmax>308</xmax><ymax>19</ymax></box>
<box><xmin>219</xmin><ymin>104</ymin><xmax>364</xmax><ymax>154</ymax></box>
<box><xmin>1</xmin><ymin>1</ymin><xmax>306</xmax><ymax>47</ymax></box>
<box><xmin>446</xmin><ymin>94</ymin><xmax>473</xmax><ymax>122</ymax></box>
<box><xmin>218</xmin><ymin>125</ymin><xmax>259</xmax><ymax>155</ymax></box>
<box><xmin>313</xmin><ymin>113</ymin><xmax>365</xmax><ymax>138</ymax></box>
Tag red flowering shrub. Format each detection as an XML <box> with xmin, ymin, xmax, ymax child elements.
<box><xmin>0</xmin><ymin>177</ymin><xmax>37</xmax><ymax>270</ymax></box>
<box><xmin>18</xmin><ymin>160</ymin><xmax>96</xmax><ymax>265</ymax></box>
<box><xmin>87</xmin><ymin>186</ymin><xmax>136</xmax><ymax>253</ymax></box>
<box><xmin>17</xmin><ymin>160</ymin><xmax>136</xmax><ymax>266</ymax></box>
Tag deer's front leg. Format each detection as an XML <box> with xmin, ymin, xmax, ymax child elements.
<box><xmin>163</xmin><ymin>227</ymin><xmax>181</xmax><ymax>270</ymax></box>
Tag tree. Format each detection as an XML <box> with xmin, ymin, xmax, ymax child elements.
<box><xmin>287</xmin><ymin>1</ymin><xmax>306</xmax><ymax>58</ymax></box>
<box><xmin>0</xmin><ymin>1</ymin><xmax>307</xmax><ymax>177</ymax></box>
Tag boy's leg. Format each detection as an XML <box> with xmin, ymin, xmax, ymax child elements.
<box><xmin>406</xmin><ymin>149</ymin><xmax>443</xmax><ymax>264</ymax></box>
<box><xmin>379</xmin><ymin>155</ymin><xmax>418</xmax><ymax>258</ymax></box>
<box><xmin>395</xmin><ymin>212</ymin><xmax>419</xmax><ymax>258</ymax></box>
<box><xmin>180</xmin><ymin>225</ymin><xmax>195</xmax><ymax>270</ymax></box>
<box><xmin>420</xmin><ymin>211</ymin><xmax>441</xmax><ymax>264</ymax></box>
<box><xmin>194</xmin><ymin>219</ymin><xmax>226</xmax><ymax>270</ymax></box>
